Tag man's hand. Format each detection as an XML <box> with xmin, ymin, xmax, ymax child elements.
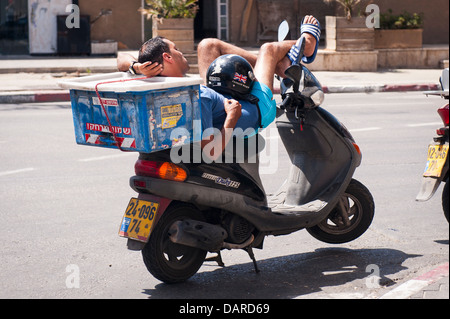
<box><xmin>117</xmin><ymin>52</ymin><xmax>163</xmax><ymax>77</ymax></box>
<box><xmin>135</xmin><ymin>61</ymin><xmax>164</xmax><ymax>77</ymax></box>
<box><xmin>201</xmin><ymin>98</ymin><xmax>242</xmax><ymax>161</ymax></box>
<box><xmin>223</xmin><ymin>98</ymin><xmax>242</xmax><ymax>129</ymax></box>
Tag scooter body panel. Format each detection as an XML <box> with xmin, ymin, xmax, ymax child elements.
<box><xmin>130</xmin><ymin>106</ymin><xmax>360</xmax><ymax>235</ymax></box>
<box><xmin>275</xmin><ymin>108</ymin><xmax>356</xmax><ymax>207</ymax></box>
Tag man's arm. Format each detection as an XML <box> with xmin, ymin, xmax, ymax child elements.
<box><xmin>117</xmin><ymin>52</ymin><xmax>136</xmax><ymax>72</ymax></box>
<box><xmin>117</xmin><ymin>52</ymin><xmax>163</xmax><ymax>77</ymax></box>
<box><xmin>201</xmin><ymin>98</ymin><xmax>242</xmax><ymax>161</ymax></box>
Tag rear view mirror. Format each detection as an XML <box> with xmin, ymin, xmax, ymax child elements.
<box><xmin>278</xmin><ymin>20</ymin><xmax>290</xmax><ymax>42</ymax></box>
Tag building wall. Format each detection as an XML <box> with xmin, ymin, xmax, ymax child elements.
<box><xmin>229</xmin><ymin>0</ymin><xmax>449</xmax><ymax>46</ymax></box>
<box><xmin>75</xmin><ymin>0</ymin><xmax>448</xmax><ymax>50</ymax></box>
<box><xmin>369</xmin><ymin>0</ymin><xmax>449</xmax><ymax>44</ymax></box>
<box><xmin>79</xmin><ymin>0</ymin><xmax>143</xmax><ymax>49</ymax></box>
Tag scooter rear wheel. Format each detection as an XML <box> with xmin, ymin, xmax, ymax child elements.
<box><xmin>307</xmin><ymin>179</ymin><xmax>375</xmax><ymax>244</ymax></box>
<box><xmin>142</xmin><ymin>202</ymin><xmax>207</xmax><ymax>283</ymax></box>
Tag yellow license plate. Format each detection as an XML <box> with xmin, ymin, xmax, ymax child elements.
<box><xmin>119</xmin><ymin>198</ymin><xmax>159</xmax><ymax>242</ymax></box>
<box><xmin>423</xmin><ymin>144</ymin><xmax>448</xmax><ymax>177</ymax></box>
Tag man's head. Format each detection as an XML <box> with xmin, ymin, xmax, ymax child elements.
<box><xmin>138</xmin><ymin>36</ymin><xmax>190</xmax><ymax>77</ymax></box>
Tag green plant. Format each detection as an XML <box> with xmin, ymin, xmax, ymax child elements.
<box><xmin>140</xmin><ymin>0</ymin><xmax>199</xmax><ymax>21</ymax></box>
<box><xmin>380</xmin><ymin>9</ymin><xmax>424</xmax><ymax>29</ymax></box>
<box><xmin>323</xmin><ymin>0</ymin><xmax>362</xmax><ymax>20</ymax></box>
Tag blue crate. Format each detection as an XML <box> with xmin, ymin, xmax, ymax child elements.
<box><xmin>60</xmin><ymin>73</ymin><xmax>203</xmax><ymax>153</ymax></box>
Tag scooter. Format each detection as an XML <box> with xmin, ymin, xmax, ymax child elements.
<box><xmin>118</xmin><ymin>22</ymin><xmax>375</xmax><ymax>283</ymax></box>
<box><xmin>416</xmin><ymin>68</ymin><xmax>449</xmax><ymax>222</ymax></box>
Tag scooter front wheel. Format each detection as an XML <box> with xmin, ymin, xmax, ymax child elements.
<box><xmin>443</xmin><ymin>178</ymin><xmax>449</xmax><ymax>223</ymax></box>
<box><xmin>142</xmin><ymin>202</ymin><xmax>207</xmax><ymax>283</ymax></box>
<box><xmin>307</xmin><ymin>179</ymin><xmax>375</xmax><ymax>244</ymax></box>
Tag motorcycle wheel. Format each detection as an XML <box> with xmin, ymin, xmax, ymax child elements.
<box><xmin>443</xmin><ymin>178</ymin><xmax>449</xmax><ymax>223</ymax></box>
<box><xmin>142</xmin><ymin>202</ymin><xmax>207</xmax><ymax>284</ymax></box>
<box><xmin>307</xmin><ymin>179</ymin><xmax>375</xmax><ymax>244</ymax></box>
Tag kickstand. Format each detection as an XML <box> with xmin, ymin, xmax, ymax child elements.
<box><xmin>205</xmin><ymin>251</ymin><xmax>225</xmax><ymax>267</ymax></box>
<box><xmin>245</xmin><ymin>246</ymin><xmax>260</xmax><ymax>274</ymax></box>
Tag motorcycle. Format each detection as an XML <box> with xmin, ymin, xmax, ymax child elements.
<box><xmin>118</xmin><ymin>22</ymin><xmax>375</xmax><ymax>283</ymax></box>
<box><xmin>416</xmin><ymin>68</ymin><xmax>449</xmax><ymax>222</ymax></box>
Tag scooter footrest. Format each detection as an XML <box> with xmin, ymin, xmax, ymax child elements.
<box><xmin>270</xmin><ymin>200</ymin><xmax>327</xmax><ymax>216</ymax></box>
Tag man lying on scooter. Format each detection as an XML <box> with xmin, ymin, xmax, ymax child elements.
<box><xmin>117</xmin><ymin>16</ymin><xmax>321</xmax><ymax>160</ymax></box>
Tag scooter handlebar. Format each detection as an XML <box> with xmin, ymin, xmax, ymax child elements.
<box><xmin>280</xmin><ymin>94</ymin><xmax>293</xmax><ymax>110</ymax></box>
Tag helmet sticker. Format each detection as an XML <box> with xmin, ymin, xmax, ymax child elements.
<box><xmin>233</xmin><ymin>72</ymin><xmax>247</xmax><ymax>83</ymax></box>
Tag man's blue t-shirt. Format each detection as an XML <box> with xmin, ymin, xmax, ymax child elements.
<box><xmin>200</xmin><ymin>85</ymin><xmax>260</xmax><ymax>138</ymax></box>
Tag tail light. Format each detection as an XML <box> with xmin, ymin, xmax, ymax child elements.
<box><xmin>135</xmin><ymin>160</ymin><xmax>187</xmax><ymax>182</ymax></box>
<box><xmin>437</xmin><ymin>104</ymin><xmax>449</xmax><ymax>126</ymax></box>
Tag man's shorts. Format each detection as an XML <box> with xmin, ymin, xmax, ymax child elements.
<box><xmin>251</xmin><ymin>81</ymin><xmax>277</xmax><ymax>129</ymax></box>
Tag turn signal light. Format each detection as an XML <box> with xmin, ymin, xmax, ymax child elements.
<box><xmin>352</xmin><ymin>143</ymin><xmax>362</xmax><ymax>156</ymax></box>
<box><xmin>159</xmin><ymin>162</ymin><xmax>188</xmax><ymax>182</ymax></box>
<box><xmin>135</xmin><ymin>160</ymin><xmax>187</xmax><ymax>182</ymax></box>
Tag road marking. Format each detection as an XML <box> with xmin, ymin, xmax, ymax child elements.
<box><xmin>407</xmin><ymin>122</ymin><xmax>443</xmax><ymax>127</ymax></box>
<box><xmin>349</xmin><ymin>127</ymin><xmax>382</xmax><ymax>132</ymax></box>
<box><xmin>78</xmin><ymin>153</ymin><xmax>136</xmax><ymax>162</ymax></box>
<box><xmin>0</xmin><ymin>167</ymin><xmax>35</xmax><ymax>177</ymax></box>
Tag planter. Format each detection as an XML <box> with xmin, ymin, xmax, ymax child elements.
<box><xmin>152</xmin><ymin>18</ymin><xmax>195</xmax><ymax>53</ymax></box>
<box><xmin>374</xmin><ymin>29</ymin><xmax>423</xmax><ymax>49</ymax></box>
<box><xmin>91</xmin><ymin>40</ymin><xmax>118</xmax><ymax>55</ymax></box>
<box><xmin>325</xmin><ymin>16</ymin><xmax>374</xmax><ymax>51</ymax></box>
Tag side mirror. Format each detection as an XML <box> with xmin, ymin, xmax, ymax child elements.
<box><xmin>284</xmin><ymin>64</ymin><xmax>302</xmax><ymax>93</ymax></box>
<box><xmin>278</xmin><ymin>20</ymin><xmax>290</xmax><ymax>42</ymax></box>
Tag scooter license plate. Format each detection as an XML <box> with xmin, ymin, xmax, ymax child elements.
<box><xmin>423</xmin><ymin>144</ymin><xmax>449</xmax><ymax>177</ymax></box>
<box><xmin>119</xmin><ymin>198</ymin><xmax>159</xmax><ymax>242</ymax></box>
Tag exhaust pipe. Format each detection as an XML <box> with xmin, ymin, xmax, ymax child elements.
<box><xmin>169</xmin><ymin>220</ymin><xmax>228</xmax><ymax>252</ymax></box>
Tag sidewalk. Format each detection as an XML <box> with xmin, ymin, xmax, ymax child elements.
<box><xmin>0</xmin><ymin>52</ymin><xmax>445</xmax><ymax>104</ymax></box>
<box><xmin>381</xmin><ymin>262</ymin><xmax>449</xmax><ymax>300</ymax></box>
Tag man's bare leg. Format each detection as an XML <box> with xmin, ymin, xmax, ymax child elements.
<box><xmin>253</xmin><ymin>42</ymin><xmax>293</xmax><ymax>93</ymax></box>
<box><xmin>198</xmin><ymin>16</ymin><xmax>318</xmax><ymax>91</ymax></box>
<box><xmin>198</xmin><ymin>37</ymin><xmax>315</xmax><ymax>91</ymax></box>
<box><xmin>197</xmin><ymin>38</ymin><xmax>259</xmax><ymax>83</ymax></box>
<box><xmin>255</xmin><ymin>31</ymin><xmax>317</xmax><ymax>93</ymax></box>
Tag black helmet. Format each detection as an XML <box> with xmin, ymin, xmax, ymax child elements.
<box><xmin>206</xmin><ymin>54</ymin><xmax>255</xmax><ymax>98</ymax></box>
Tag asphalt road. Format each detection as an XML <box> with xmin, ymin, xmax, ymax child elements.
<box><xmin>0</xmin><ymin>92</ymin><xmax>448</xmax><ymax>300</ymax></box>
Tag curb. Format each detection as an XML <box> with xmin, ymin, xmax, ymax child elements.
<box><xmin>379</xmin><ymin>262</ymin><xmax>449</xmax><ymax>299</ymax></box>
<box><xmin>322</xmin><ymin>83</ymin><xmax>440</xmax><ymax>94</ymax></box>
<box><xmin>0</xmin><ymin>83</ymin><xmax>441</xmax><ymax>104</ymax></box>
<box><xmin>0</xmin><ymin>90</ymin><xmax>70</xmax><ymax>104</ymax></box>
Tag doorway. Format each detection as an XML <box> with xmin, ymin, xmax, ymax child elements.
<box><xmin>195</xmin><ymin>0</ymin><xmax>229</xmax><ymax>41</ymax></box>
<box><xmin>0</xmin><ymin>0</ymin><xmax>28</xmax><ymax>54</ymax></box>
<box><xmin>194</xmin><ymin>0</ymin><xmax>216</xmax><ymax>40</ymax></box>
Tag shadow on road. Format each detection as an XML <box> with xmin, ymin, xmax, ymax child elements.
<box><xmin>142</xmin><ymin>247</ymin><xmax>420</xmax><ymax>299</ymax></box>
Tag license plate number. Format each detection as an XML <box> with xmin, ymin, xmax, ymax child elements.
<box><xmin>423</xmin><ymin>144</ymin><xmax>448</xmax><ymax>177</ymax></box>
<box><xmin>119</xmin><ymin>198</ymin><xmax>159</xmax><ymax>242</ymax></box>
